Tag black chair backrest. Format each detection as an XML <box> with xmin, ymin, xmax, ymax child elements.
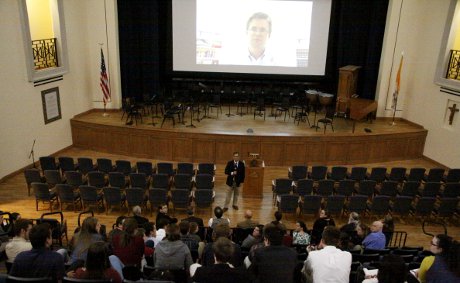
<box><xmin>406</xmin><ymin>167</ymin><xmax>426</xmax><ymax>182</ymax></box>
<box><xmin>310</xmin><ymin>165</ymin><xmax>328</xmax><ymax>180</ymax></box>
<box><xmin>39</xmin><ymin>156</ymin><xmax>58</xmax><ymax>172</ymax></box>
<box><xmin>32</xmin><ymin>182</ymin><xmax>52</xmax><ymax>199</ymax></box>
<box><xmin>337</xmin><ymin>179</ymin><xmax>355</xmax><ymax>196</ymax></box>
<box><xmin>174</xmin><ymin>174</ymin><xmax>192</xmax><ymax>190</ymax></box>
<box><xmin>291</xmin><ymin>165</ymin><xmax>307</xmax><ymax>180</ymax></box>
<box><xmin>444</xmin><ymin>168</ymin><xmax>460</xmax><ymax>182</ymax></box>
<box><xmin>425</xmin><ymin>168</ymin><xmax>445</xmax><ymax>182</ymax></box>
<box><xmin>108</xmin><ymin>172</ymin><xmax>126</xmax><ymax>189</ymax></box>
<box><xmin>115</xmin><ymin>160</ymin><xmax>132</xmax><ymax>176</ymax></box>
<box><xmin>400</xmin><ymin>181</ymin><xmax>419</xmax><ymax>197</ymax></box>
<box><xmin>295</xmin><ymin>179</ymin><xmax>313</xmax><ymax>196</ymax></box>
<box><xmin>195</xmin><ymin>174</ymin><xmax>213</xmax><ymax>190</ymax></box>
<box><xmin>329</xmin><ymin>166</ymin><xmax>348</xmax><ymax>181</ymax></box>
<box><xmin>198</xmin><ymin>163</ymin><xmax>215</xmax><ymax>175</ymax></box>
<box><xmin>56</xmin><ymin>184</ymin><xmax>76</xmax><ymax>201</ymax></box>
<box><xmin>58</xmin><ymin>156</ymin><xmax>76</xmax><ymax>173</ymax></box>
<box><xmin>130</xmin><ymin>173</ymin><xmax>148</xmax><ymax>189</ymax></box>
<box><xmin>65</xmin><ymin>171</ymin><xmax>83</xmax><ymax>187</ymax></box>
<box><xmin>24</xmin><ymin>168</ymin><xmax>43</xmax><ymax>185</ymax></box>
<box><xmin>77</xmin><ymin>157</ymin><xmax>94</xmax><ymax>175</ymax></box>
<box><xmin>442</xmin><ymin>183</ymin><xmax>460</xmax><ymax>198</ymax></box>
<box><xmin>349</xmin><ymin>167</ymin><xmax>367</xmax><ymax>181</ymax></box>
<box><xmin>6</xmin><ymin>276</ymin><xmax>52</xmax><ymax>283</ymax></box>
<box><xmin>137</xmin><ymin>161</ymin><xmax>154</xmax><ymax>176</ymax></box>
<box><xmin>347</xmin><ymin>195</ymin><xmax>368</xmax><ymax>213</ymax></box>
<box><xmin>388</xmin><ymin>167</ymin><xmax>407</xmax><ymax>182</ymax></box>
<box><xmin>96</xmin><ymin>158</ymin><xmax>113</xmax><ymax>173</ymax></box>
<box><xmin>176</xmin><ymin>162</ymin><xmax>194</xmax><ymax>176</ymax></box>
<box><xmin>157</xmin><ymin>162</ymin><xmax>174</xmax><ymax>176</ymax></box>
<box><xmin>368</xmin><ymin>167</ymin><xmax>387</xmax><ymax>182</ymax></box>
<box><xmin>152</xmin><ymin>174</ymin><xmax>170</xmax><ymax>189</ymax></box>
<box><xmin>87</xmin><ymin>171</ymin><xmax>106</xmax><ymax>188</ymax></box>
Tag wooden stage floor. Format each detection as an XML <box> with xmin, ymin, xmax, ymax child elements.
<box><xmin>71</xmin><ymin>108</ymin><xmax>427</xmax><ymax>166</ymax></box>
<box><xmin>77</xmin><ymin>107</ymin><xmax>424</xmax><ymax>137</ymax></box>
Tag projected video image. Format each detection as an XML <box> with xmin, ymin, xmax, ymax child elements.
<box><xmin>196</xmin><ymin>0</ymin><xmax>312</xmax><ymax>67</ymax></box>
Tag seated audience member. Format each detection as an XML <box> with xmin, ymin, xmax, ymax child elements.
<box><xmin>10</xmin><ymin>223</ymin><xmax>65</xmax><ymax>281</ymax></box>
<box><xmin>202</xmin><ymin>223</ymin><xmax>242</xmax><ymax>267</ymax></box>
<box><xmin>111</xmin><ymin>217</ymin><xmax>145</xmax><ymax>267</ymax></box>
<box><xmin>208</xmin><ymin>206</ymin><xmax>230</xmax><ymax>229</ymax></box>
<box><xmin>382</xmin><ymin>215</ymin><xmax>394</xmax><ymax>247</ymax></box>
<box><xmin>108</xmin><ymin>215</ymin><xmax>126</xmax><ymax>243</ymax></box>
<box><xmin>179</xmin><ymin>221</ymin><xmax>199</xmax><ymax>254</ymax></box>
<box><xmin>293</xmin><ymin>220</ymin><xmax>310</xmax><ymax>245</ymax></box>
<box><xmin>182</xmin><ymin>208</ymin><xmax>204</xmax><ymax>227</ymax></box>
<box><xmin>189</xmin><ymin>222</ymin><xmax>202</xmax><ymax>242</ymax></box>
<box><xmin>70</xmin><ymin>241</ymin><xmax>122</xmax><ymax>283</ymax></box>
<box><xmin>362</xmin><ymin>221</ymin><xmax>386</xmax><ymax>250</ymax></box>
<box><xmin>311</xmin><ymin>209</ymin><xmax>336</xmax><ymax>245</ymax></box>
<box><xmin>70</xmin><ymin>217</ymin><xmax>103</xmax><ymax>264</ymax></box>
<box><xmin>416</xmin><ymin>234</ymin><xmax>460</xmax><ymax>283</ymax></box>
<box><xmin>242</xmin><ymin>225</ymin><xmax>264</xmax><ymax>249</ymax></box>
<box><xmin>134</xmin><ymin>227</ymin><xmax>154</xmax><ymax>257</ymax></box>
<box><xmin>154</xmin><ymin>223</ymin><xmax>193</xmax><ymax>270</ymax></box>
<box><xmin>249</xmin><ymin>224</ymin><xmax>298</xmax><ymax>283</ymax></box>
<box><xmin>153</xmin><ymin>218</ymin><xmax>169</xmax><ymax>246</ymax></box>
<box><xmin>156</xmin><ymin>204</ymin><xmax>173</xmax><ymax>226</ymax></box>
<box><xmin>340</xmin><ymin>212</ymin><xmax>360</xmax><ymax>234</ymax></box>
<box><xmin>271</xmin><ymin>211</ymin><xmax>287</xmax><ymax>232</ymax></box>
<box><xmin>191</xmin><ymin>237</ymin><xmax>252</xmax><ymax>283</ymax></box>
<box><xmin>132</xmin><ymin>206</ymin><xmax>149</xmax><ymax>227</ymax></box>
<box><xmin>354</xmin><ymin>223</ymin><xmax>370</xmax><ymax>248</ymax></box>
<box><xmin>5</xmin><ymin>218</ymin><xmax>33</xmax><ymax>262</ymax></box>
<box><xmin>237</xmin><ymin>210</ymin><xmax>259</xmax><ymax>229</ymax></box>
<box><xmin>143</xmin><ymin>222</ymin><xmax>156</xmax><ymax>246</ymax></box>
<box><xmin>362</xmin><ymin>254</ymin><xmax>406</xmax><ymax>283</ymax></box>
<box><xmin>0</xmin><ymin>214</ymin><xmax>9</xmax><ymax>253</ymax></box>
<box><xmin>302</xmin><ymin>226</ymin><xmax>352</xmax><ymax>283</ymax></box>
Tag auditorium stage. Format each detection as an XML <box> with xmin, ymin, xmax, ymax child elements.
<box><xmin>71</xmin><ymin>108</ymin><xmax>427</xmax><ymax>165</ymax></box>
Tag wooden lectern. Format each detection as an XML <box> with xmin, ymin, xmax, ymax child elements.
<box><xmin>243</xmin><ymin>158</ymin><xmax>264</xmax><ymax>198</ymax></box>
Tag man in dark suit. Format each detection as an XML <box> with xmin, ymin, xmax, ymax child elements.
<box><xmin>182</xmin><ymin>208</ymin><xmax>204</xmax><ymax>227</ymax></box>
<box><xmin>192</xmin><ymin>237</ymin><xmax>252</xmax><ymax>283</ymax></box>
<box><xmin>249</xmin><ymin>224</ymin><xmax>298</xmax><ymax>283</ymax></box>
<box><xmin>224</xmin><ymin>151</ymin><xmax>245</xmax><ymax>211</ymax></box>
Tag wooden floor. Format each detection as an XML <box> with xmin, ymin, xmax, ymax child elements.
<box><xmin>0</xmin><ymin>147</ymin><xmax>458</xmax><ymax>250</ymax></box>
<box><xmin>81</xmin><ymin>106</ymin><xmax>424</xmax><ymax>136</ymax></box>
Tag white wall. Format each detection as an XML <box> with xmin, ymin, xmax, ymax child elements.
<box><xmin>376</xmin><ymin>0</ymin><xmax>460</xmax><ymax>168</ymax></box>
<box><xmin>0</xmin><ymin>0</ymin><xmax>121</xmax><ymax>178</ymax></box>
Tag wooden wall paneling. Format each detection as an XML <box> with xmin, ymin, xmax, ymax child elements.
<box><xmin>241</xmin><ymin>142</ymin><xmax>261</xmax><ymax>160</ymax></box>
<box><xmin>284</xmin><ymin>143</ymin><xmax>307</xmax><ymax>165</ymax></box>
<box><xmin>130</xmin><ymin>133</ymin><xmax>151</xmax><ymax>158</ymax></box>
<box><xmin>348</xmin><ymin>141</ymin><xmax>370</xmax><ymax>164</ymax></box>
<box><xmin>260</xmin><ymin>142</ymin><xmax>285</xmax><ymax>166</ymax></box>
<box><xmin>385</xmin><ymin>138</ymin><xmax>409</xmax><ymax>160</ymax></box>
<box><xmin>110</xmin><ymin>131</ymin><xmax>130</xmax><ymax>155</ymax></box>
<box><xmin>325</xmin><ymin>142</ymin><xmax>349</xmax><ymax>164</ymax></box>
<box><xmin>406</xmin><ymin>137</ymin><xmax>425</xmax><ymax>159</ymax></box>
<box><xmin>193</xmin><ymin>139</ymin><xmax>216</xmax><ymax>163</ymax></box>
<box><xmin>306</xmin><ymin>141</ymin><xmax>327</xmax><ymax>164</ymax></box>
<box><xmin>369</xmin><ymin>139</ymin><xmax>387</xmax><ymax>161</ymax></box>
<box><xmin>172</xmin><ymin>138</ymin><xmax>193</xmax><ymax>162</ymax></box>
<box><xmin>215</xmin><ymin>140</ymin><xmax>241</xmax><ymax>163</ymax></box>
<box><xmin>152</xmin><ymin>137</ymin><xmax>173</xmax><ymax>161</ymax></box>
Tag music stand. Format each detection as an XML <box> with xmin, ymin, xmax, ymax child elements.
<box><xmin>186</xmin><ymin>104</ymin><xmax>196</xmax><ymax>128</ymax></box>
<box><xmin>226</xmin><ymin>90</ymin><xmax>235</xmax><ymax>117</ymax></box>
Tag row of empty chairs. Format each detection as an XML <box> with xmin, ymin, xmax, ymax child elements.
<box><xmin>37</xmin><ymin>156</ymin><xmax>216</xmax><ymax>177</ymax></box>
<box><xmin>276</xmin><ymin>192</ymin><xmax>459</xmax><ymax>221</ymax></box>
<box><xmin>28</xmin><ymin>169</ymin><xmax>215</xmax><ymax>192</ymax></box>
<box><xmin>272</xmin><ymin>178</ymin><xmax>460</xmax><ymax>202</ymax></box>
<box><xmin>31</xmin><ymin>181</ymin><xmax>214</xmax><ymax>215</ymax></box>
<box><xmin>288</xmin><ymin>165</ymin><xmax>460</xmax><ymax>183</ymax></box>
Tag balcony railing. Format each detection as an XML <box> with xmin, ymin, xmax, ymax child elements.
<box><xmin>32</xmin><ymin>38</ymin><xmax>58</xmax><ymax>70</ymax></box>
<box><xmin>446</xmin><ymin>49</ymin><xmax>460</xmax><ymax>80</ymax></box>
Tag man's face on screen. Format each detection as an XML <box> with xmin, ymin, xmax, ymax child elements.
<box><xmin>247</xmin><ymin>19</ymin><xmax>270</xmax><ymax>52</ymax></box>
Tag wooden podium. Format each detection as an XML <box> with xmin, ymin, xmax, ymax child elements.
<box><xmin>337</xmin><ymin>65</ymin><xmax>361</xmax><ymax>114</ymax></box>
<box><xmin>243</xmin><ymin>159</ymin><xmax>264</xmax><ymax>198</ymax></box>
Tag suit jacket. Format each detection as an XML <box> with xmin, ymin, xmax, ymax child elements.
<box><xmin>236</xmin><ymin>219</ymin><xmax>259</xmax><ymax>229</ymax></box>
<box><xmin>225</xmin><ymin>160</ymin><xmax>245</xmax><ymax>187</ymax></box>
<box><xmin>249</xmin><ymin>245</ymin><xmax>298</xmax><ymax>283</ymax></box>
<box><xmin>182</xmin><ymin>216</ymin><xmax>204</xmax><ymax>227</ymax></box>
<box><xmin>193</xmin><ymin>263</ymin><xmax>252</xmax><ymax>283</ymax></box>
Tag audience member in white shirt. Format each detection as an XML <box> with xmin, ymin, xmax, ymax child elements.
<box><xmin>5</xmin><ymin>219</ymin><xmax>33</xmax><ymax>262</ymax></box>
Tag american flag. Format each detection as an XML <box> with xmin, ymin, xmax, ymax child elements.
<box><xmin>100</xmin><ymin>48</ymin><xmax>111</xmax><ymax>105</ymax></box>
<box><xmin>392</xmin><ymin>54</ymin><xmax>403</xmax><ymax>110</ymax></box>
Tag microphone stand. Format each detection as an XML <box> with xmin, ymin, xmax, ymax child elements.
<box><xmin>29</xmin><ymin>139</ymin><xmax>36</xmax><ymax>168</ymax></box>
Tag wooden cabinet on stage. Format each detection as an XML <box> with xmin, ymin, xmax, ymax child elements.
<box><xmin>337</xmin><ymin>65</ymin><xmax>361</xmax><ymax>113</ymax></box>
<box><xmin>243</xmin><ymin>160</ymin><xmax>264</xmax><ymax>198</ymax></box>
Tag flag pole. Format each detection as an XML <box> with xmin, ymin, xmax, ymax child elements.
<box><xmin>391</xmin><ymin>90</ymin><xmax>398</xmax><ymax>126</ymax></box>
<box><xmin>390</xmin><ymin>52</ymin><xmax>404</xmax><ymax>126</ymax></box>
<box><xmin>100</xmin><ymin>43</ymin><xmax>110</xmax><ymax>117</ymax></box>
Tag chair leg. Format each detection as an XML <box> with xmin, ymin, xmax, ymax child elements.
<box><xmin>36</xmin><ymin>200</ymin><xmax>38</xmax><ymax>211</ymax></box>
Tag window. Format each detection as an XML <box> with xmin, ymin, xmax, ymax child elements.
<box><xmin>18</xmin><ymin>0</ymin><xmax>69</xmax><ymax>82</ymax></box>
<box><xmin>435</xmin><ymin>0</ymin><xmax>460</xmax><ymax>92</ymax></box>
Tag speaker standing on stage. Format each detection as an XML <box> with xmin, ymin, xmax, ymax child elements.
<box><xmin>224</xmin><ymin>152</ymin><xmax>245</xmax><ymax>212</ymax></box>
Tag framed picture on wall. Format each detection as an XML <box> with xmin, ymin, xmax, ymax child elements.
<box><xmin>41</xmin><ymin>87</ymin><xmax>62</xmax><ymax>124</ymax></box>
